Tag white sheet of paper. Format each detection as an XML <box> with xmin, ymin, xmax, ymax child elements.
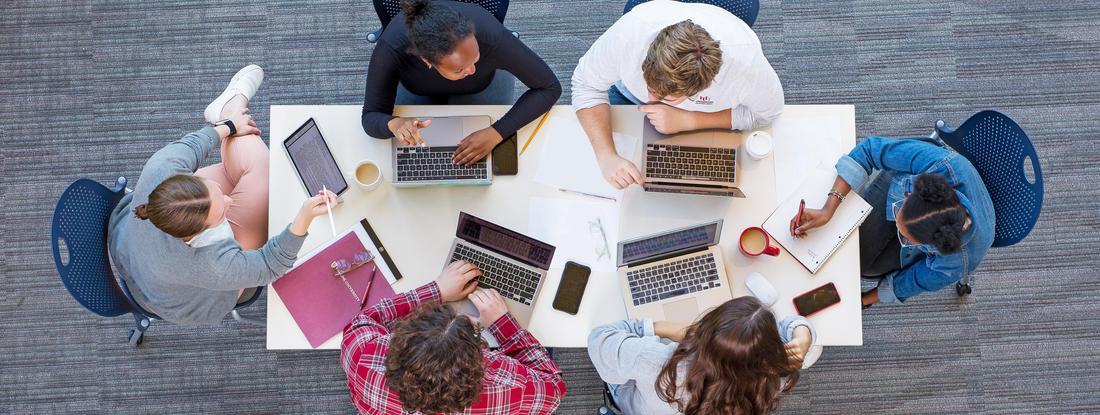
<box><xmin>527</xmin><ymin>196</ymin><xmax>620</xmax><ymax>272</ymax></box>
<box><xmin>534</xmin><ymin>114</ymin><xmax>638</xmax><ymax>200</ymax></box>
<box><xmin>771</xmin><ymin>116</ymin><xmax>846</xmax><ymax>204</ymax></box>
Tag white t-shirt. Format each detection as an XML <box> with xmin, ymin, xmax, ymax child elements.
<box><xmin>570</xmin><ymin>0</ymin><xmax>784</xmax><ymax>130</ymax></box>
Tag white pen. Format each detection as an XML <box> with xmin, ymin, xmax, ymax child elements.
<box><xmin>322</xmin><ymin>185</ymin><xmax>337</xmax><ymax>236</ymax></box>
<box><xmin>559</xmin><ymin>188</ymin><xmax>617</xmax><ymax>202</ymax></box>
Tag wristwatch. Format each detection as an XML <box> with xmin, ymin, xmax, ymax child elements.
<box><xmin>214</xmin><ymin>118</ymin><xmax>237</xmax><ymax>136</ymax></box>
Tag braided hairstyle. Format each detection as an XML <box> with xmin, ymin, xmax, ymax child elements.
<box><xmin>401</xmin><ymin>0</ymin><xmax>475</xmax><ymax>65</ymax></box>
<box><xmin>133</xmin><ymin>174</ymin><xmax>211</xmax><ymax>239</ymax></box>
<box><xmin>899</xmin><ymin>173</ymin><xmax>968</xmax><ymax>254</ymax></box>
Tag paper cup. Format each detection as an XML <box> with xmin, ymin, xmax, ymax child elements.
<box><xmin>745</xmin><ymin>131</ymin><xmax>774</xmax><ymax>160</ymax></box>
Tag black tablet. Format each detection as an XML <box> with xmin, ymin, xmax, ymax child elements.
<box><xmin>282</xmin><ymin>118</ymin><xmax>349</xmax><ymax>197</ymax></box>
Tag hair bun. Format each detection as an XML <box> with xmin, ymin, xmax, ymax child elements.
<box><xmin>914</xmin><ymin>173</ymin><xmax>956</xmax><ymax>205</ymax></box>
<box><xmin>401</xmin><ymin>0</ymin><xmax>431</xmax><ymax>24</ymax></box>
<box><xmin>932</xmin><ymin>223</ymin><xmax>963</xmax><ymax>254</ymax></box>
<box><xmin>133</xmin><ymin>204</ymin><xmax>150</xmax><ymax>220</ymax></box>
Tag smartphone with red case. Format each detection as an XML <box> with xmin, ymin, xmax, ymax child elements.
<box><xmin>793</xmin><ymin>282</ymin><xmax>841</xmax><ymax>317</ymax></box>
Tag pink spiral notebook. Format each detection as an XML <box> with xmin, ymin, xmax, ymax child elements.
<box><xmin>272</xmin><ymin>232</ymin><xmax>396</xmax><ymax>348</ymax></box>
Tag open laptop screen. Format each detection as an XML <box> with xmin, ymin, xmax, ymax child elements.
<box><xmin>619</xmin><ymin>220</ymin><xmax>723</xmax><ymax>267</ymax></box>
<box><xmin>456</xmin><ymin>212</ymin><xmax>555</xmax><ymax>270</ymax></box>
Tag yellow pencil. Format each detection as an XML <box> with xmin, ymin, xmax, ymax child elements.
<box><xmin>519</xmin><ymin>110</ymin><xmax>551</xmax><ymax>156</ymax></box>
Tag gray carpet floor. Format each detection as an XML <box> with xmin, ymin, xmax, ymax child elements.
<box><xmin>2</xmin><ymin>0</ymin><xmax>1099</xmax><ymax>414</ymax></box>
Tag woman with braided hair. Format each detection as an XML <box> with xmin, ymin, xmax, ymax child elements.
<box><xmin>790</xmin><ymin>137</ymin><xmax>996</xmax><ymax>306</ymax></box>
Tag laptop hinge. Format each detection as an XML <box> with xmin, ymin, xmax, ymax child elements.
<box><xmin>628</xmin><ymin>245</ymin><xmax>711</xmax><ymax>268</ymax></box>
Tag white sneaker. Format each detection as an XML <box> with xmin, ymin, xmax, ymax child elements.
<box><xmin>204</xmin><ymin>64</ymin><xmax>264</xmax><ymax>124</ymax></box>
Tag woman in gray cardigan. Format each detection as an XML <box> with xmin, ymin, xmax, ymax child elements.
<box><xmin>108</xmin><ymin>65</ymin><xmax>334</xmax><ymax>325</ymax></box>
<box><xmin>588</xmin><ymin>296</ymin><xmax>815</xmax><ymax>414</ymax></box>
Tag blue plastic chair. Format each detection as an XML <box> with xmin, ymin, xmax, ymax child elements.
<box><xmin>934</xmin><ymin>110</ymin><xmax>1043</xmax><ymax>295</ymax></box>
<box><xmin>624</xmin><ymin>0</ymin><xmax>759</xmax><ymax>27</ymax></box>
<box><xmin>51</xmin><ymin>177</ymin><xmax>265</xmax><ymax>347</ymax></box>
<box><xmin>367</xmin><ymin>0</ymin><xmax>513</xmax><ymax>43</ymax></box>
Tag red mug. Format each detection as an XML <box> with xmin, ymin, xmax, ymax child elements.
<box><xmin>739</xmin><ymin>227</ymin><xmax>780</xmax><ymax>257</ymax></box>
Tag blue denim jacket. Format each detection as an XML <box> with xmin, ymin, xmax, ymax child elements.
<box><xmin>835</xmin><ymin>137</ymin><xmax>996</xmax><ymax>303</ymax></box>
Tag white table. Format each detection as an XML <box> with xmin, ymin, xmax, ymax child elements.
<box><xmin>266</xmin><ymin>104</ymin><xmax>861</xmax><ymax>349</ymax></box>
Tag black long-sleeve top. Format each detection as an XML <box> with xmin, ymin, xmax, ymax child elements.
<box><xmin>361</xmin><ymin>1</ymin><xmax>562</xmax><ymax>139</ymax></box>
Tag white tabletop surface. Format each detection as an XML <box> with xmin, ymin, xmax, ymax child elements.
<box><xmin>266</xmin><ymin>104</ymin><xmax>861</xmax><ymax>349</ymax></box>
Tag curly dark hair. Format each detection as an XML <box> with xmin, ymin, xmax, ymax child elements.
<box><xmin>899</xmin><ymin>172</ymin><xmax>968</xmax><ymax>254</ymax></box>
<box><xmin>385</xmin><ymin>303</ymin><xmax>486</xmax><ymax>413</ymax></box>
<box><xmin>401</xmin><ymin>0</ymin><xmax>476</xmax><ymax>65</ymax></box>
<box><xmin>656</xmin><ymin>296</ymin><xmax>801</xmax><ymax>415</ymax></box>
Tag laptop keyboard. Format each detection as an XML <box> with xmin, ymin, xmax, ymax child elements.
<box><xmin>626</xmin><ymin>253</ymin><xmax>721</xmax><ymax>306</ymax></box>
<box><xmin>450</xmin><ymin>243</ymin><xmax>540</xmax><ymax>306</ymax></box>
<box><xmin>646</xmin><ymin>144</ymin><xmax>735</xmax><ymax>182</ymax></box>
<box><xmin>395</xmin><ymin>146</ymin><xmax>488</xmax><ymax>182</ymax></box>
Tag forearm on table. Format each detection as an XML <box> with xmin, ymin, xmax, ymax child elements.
<box><xmin>692</xmin><ymin>109</ymin><xmax>733</xmax><ymax>130</ymax></box>
<box><xmin>654</xmin><ymin>320</ymin><xmax>689</xmax><ymax>342</ymax></box>
<box><xmin>577</xmin><ymin>105</ymin><xmax>616</xmax><ymax>157</ymax></box>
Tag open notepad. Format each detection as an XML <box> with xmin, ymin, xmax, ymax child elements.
<box><xmin>762</xmin><ymin>171</ymin><xmax>872</xmax><ymax>274</ymax></box>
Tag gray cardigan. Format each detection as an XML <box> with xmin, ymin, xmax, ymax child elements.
<box><xmin>108</xmin><ymin>127</ymin><xmax>305</xmax><ymax>325</ymax></box>
<box><xmin>587</xmin><ymin>315</ymin><xmax>812</xmax><ymax>415</ymax></box>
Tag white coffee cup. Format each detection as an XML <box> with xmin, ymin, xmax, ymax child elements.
<box><xmin>353</xmin><ymin>159</ymin><xmax>382</xmax><ymax>191</ymax></box>
<box><xmin>745</xmin><ymin>131</ymin><xmax>774</xmax><ymax>160</ymax></box>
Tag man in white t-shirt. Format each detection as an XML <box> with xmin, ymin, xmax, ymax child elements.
<box><xmin>571</xmin><ymin>0</ymin><xmax>783</xmax><ymax>189</ymax></box>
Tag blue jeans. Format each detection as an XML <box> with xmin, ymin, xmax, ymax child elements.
<box><xmin>608</xmin><ymin>82</ymin><xmax>643</xmax><ymax>105</ymax></box>
<box><xmin>858</xmin><ymin>170</ymin><xmax>902</xmax><ymax>277</ymax></box>
<box><xmin>395</xmin><ymin>70</ymin><xmax>515</xmax><ymax>105</ymax></box>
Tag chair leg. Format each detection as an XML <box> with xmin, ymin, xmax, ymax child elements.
<box><xmin>231</xmin><ymin>310</ymin><xmax>265</xmax><ymax>327</ymax></box>
<box><xmin>956</xmin><ymin>274</ymin><xmax>973</xmax><ymax>296</ymax></box>
<box><xmin>128</xmin><ymin>314</ymin><xmax>151</xmax><ymax>347</ymax></box>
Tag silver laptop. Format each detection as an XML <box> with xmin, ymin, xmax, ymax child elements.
<box><xmin>617</xmin><ymin>220</ymin><xmax>733</xmax><ymax>321</ymax></box>
<box><xmin>391</xmin><ymin>116</ymin><xmax>493</xmax><ymax>187</ymax></box>
<box><xmin>641</xmin><ymin>118</ymin><xmax>745</xmax><ymax>197</ymax></box>
<box><xmin>447</xmin><ymin>212</ymin><xmax>556</xmax><ymax>327</ymax></box>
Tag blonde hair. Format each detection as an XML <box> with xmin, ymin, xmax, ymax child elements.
<box><xmin>642</xmin><ymin>20</ymin><xmax>722</xmax><ymax>99</ymax></box>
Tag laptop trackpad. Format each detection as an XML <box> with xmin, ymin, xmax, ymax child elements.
<box><xmin>662</xmin><ymin>297</ymin><xmax>700</xmax><ymax>321</ymax></box>
<box><xmin>451</xmin><ymin>299</ymin><xmax>480</xmax><ymax>318</ymax></box>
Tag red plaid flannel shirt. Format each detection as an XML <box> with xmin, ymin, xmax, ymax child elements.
<box><xmin>341</xmin><ymin>282</ymin><xmax>566</xmax><ymax>414</ymax></box>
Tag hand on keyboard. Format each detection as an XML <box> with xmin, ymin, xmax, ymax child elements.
<box><xmin>453</xmin><ymin>127</ymin><xmax>503</xmax><ymax>166</ymax></box>
<box><xmin>436</xmin><ymin>260</ymin><xmax>482</xmax><ymax>303</ymax></box>
<box><xmin>469</xmin><ymin>288</ymin><xmax>509</xmax><ymax>327</ymax></box>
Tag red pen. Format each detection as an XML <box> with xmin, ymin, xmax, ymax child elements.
<box><xmin>795</xmin><ymin>199</ymin><xmax>806</xmax><ymax>236</ymax></box>
<box><xmin>359</xmin><ymin>264</ymin><xmax>379</xmax><ymax>308</ymax></box>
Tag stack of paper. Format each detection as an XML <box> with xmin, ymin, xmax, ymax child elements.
<box><xmin>533</xmin><ymin>114</ymin><xmax>638</xmax><ymax>200</ymax></box>
<box><xmin>527</xmin><ymin>196</ymin><xmax>620</xmax><ymax>272</ymax></box>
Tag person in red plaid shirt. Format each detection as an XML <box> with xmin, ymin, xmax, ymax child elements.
<box><xmin>341</xmin><ymin>260</ymin><xmax>566</xmax><ymax>414</ymax></box>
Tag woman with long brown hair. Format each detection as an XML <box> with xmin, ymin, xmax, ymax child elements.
<box><xmin>588</xmin><ymin>296</ymin><xmax>815</xmax><ymax>414</ymax></box>
<box><xmin>108</xmin><ymin>65</ymin><xmax>335</xmax><ymax>325</ymax></box>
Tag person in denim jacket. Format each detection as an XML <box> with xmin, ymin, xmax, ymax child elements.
<box><xmin>791</xmin><ymin>137</ymin><xmax>995</xmax><ymax>306</ymax></box>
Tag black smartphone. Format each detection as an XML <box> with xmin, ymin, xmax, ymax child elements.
<box><xmin>552</xmin><ymin>261</ymin><xmax>591</xmax><ymax>315</ymax></box>
<box><xmin>793</xmin><ymin>282</ymin><xmax>841</xmax><ymax>317</ymax></box>
<box><xmin>491</xmin><ymin>132</ymin><xmax>518</xmax><ymax>176</ymax></box>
